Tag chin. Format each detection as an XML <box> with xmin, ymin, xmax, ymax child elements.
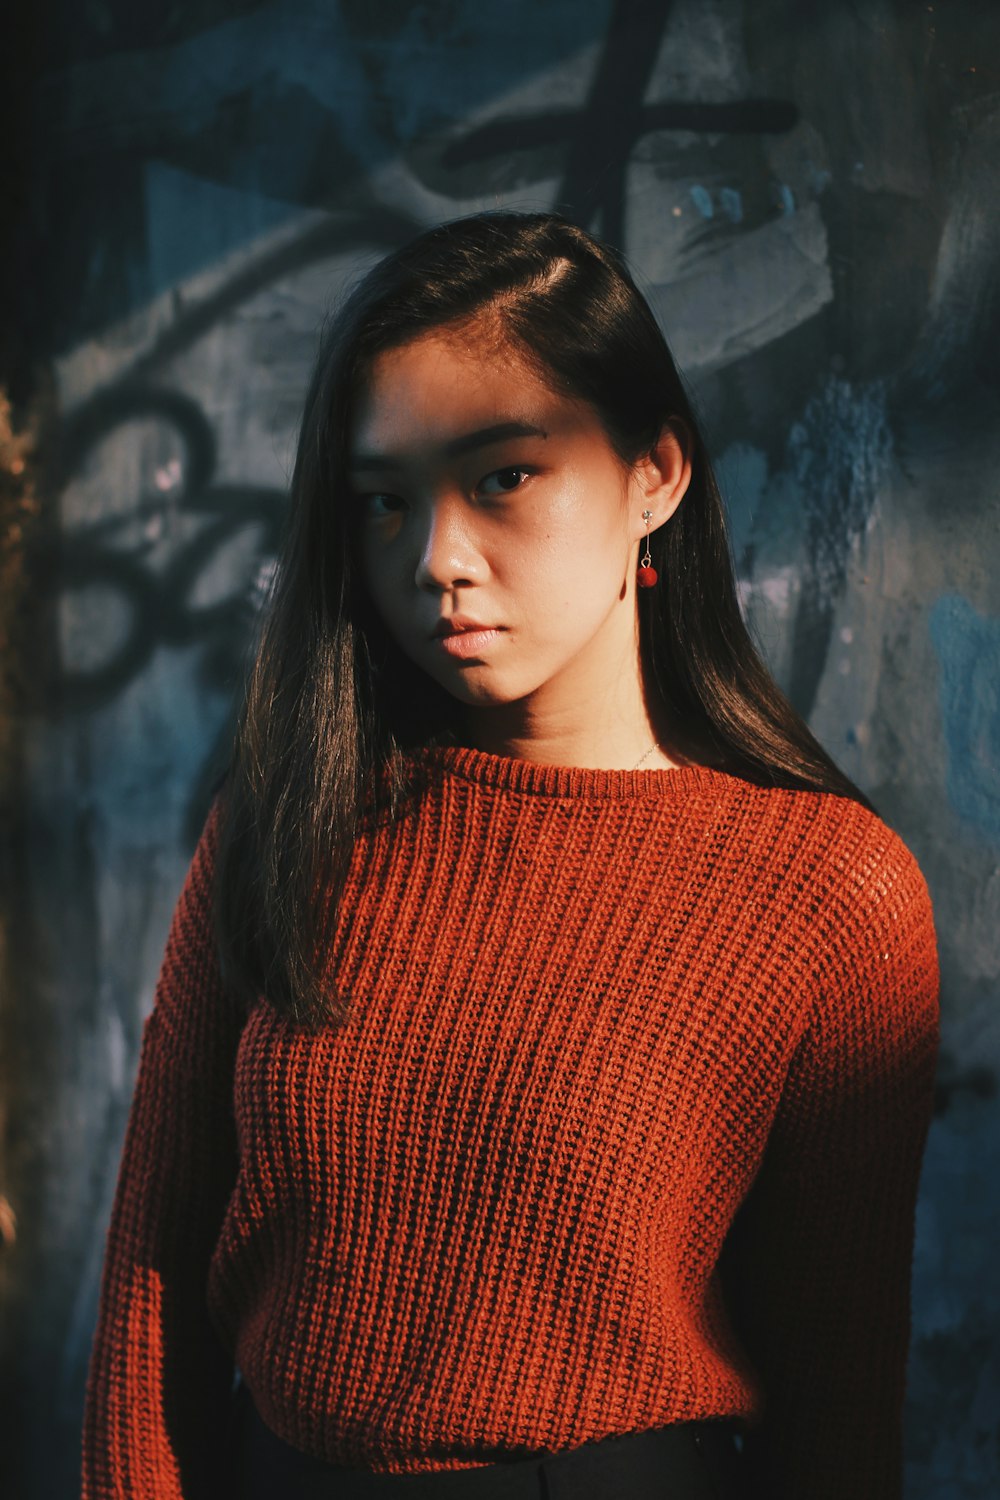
<box><xmin>429</xmin><ymin>672</ymin><xmax>528</xmax><ymax>709</ymax></box>
<box><xmin>440</xmin><ymin>682</ymin><xmax>515</xmax><ymax>708</ymax></box>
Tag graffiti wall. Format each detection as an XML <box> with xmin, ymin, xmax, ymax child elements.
<box><xmin>3</xmin><ymin>1</ymin><xmax>997</xmax><ymax>1494</ymax></box>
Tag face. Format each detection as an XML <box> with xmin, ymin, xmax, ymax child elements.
<box><xmin>347</xmin><ymin>323</ymin><xmax>664</xmax><ymax>722</ymax></box>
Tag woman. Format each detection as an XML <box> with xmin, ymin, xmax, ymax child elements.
<box><xmin>81</xmin><ymin>211</ymin><xmax>941</xmax><ymax>1500</ymax></box>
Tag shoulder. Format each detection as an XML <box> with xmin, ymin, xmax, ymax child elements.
<box><xmin>718</xmin><ymin>775</ymin><xmax>939</xmax><ymax>1009</ymax></box>
<box><xmin>723</xmin><ymin>775</ymin><xmax>934</xmax><ymax>922</ymax></box>
<box><xmin>170</xmin><ymin>786</ymin><xmax>229</xmax><ymax>924</ymax></box>
<box><xmin>189</xmin><ymin>790</ymin><xmax>225</xmax><ymax>880</ymax></box>
<box><xmin>772</xmin><ymin>790</ymin><xmax>941</xmax><ymax>1053</ymax></box>
<box><xmin>803</xmin><ymin>792</ymin><xmax>932</xmax><ymax>913</ymax></box>
<box><xmin>803</xmin><ymin>793</ymin><xmax>937</xmax><ymax>966</ymax></box>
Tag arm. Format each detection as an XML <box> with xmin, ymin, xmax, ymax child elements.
<box><xmin>719</xmin><ymin>818</ymin><xmax>941</xmax><ymax>1500</ymax></box>
<box><xmin>81</xmin><ymin>795</ymin><xmax>245</xmax><ymax>1500</ymax></box>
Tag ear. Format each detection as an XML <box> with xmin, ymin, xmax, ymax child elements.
<box><xmin>628</xmin><ymin>419</ymin><xmax>692</xmax><ymax>537</ymax></box>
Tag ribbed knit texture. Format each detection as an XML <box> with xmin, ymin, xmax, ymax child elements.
<box><xmin>81</xmin><ymin>745</ymin><xmax>941</xmax><ymax>1499</ymax></box>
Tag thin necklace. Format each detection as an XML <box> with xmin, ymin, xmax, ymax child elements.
<box><xmin>631</xmin><ymin>741</ymin><xmax>660</xmax><ymax>770</ymax></box>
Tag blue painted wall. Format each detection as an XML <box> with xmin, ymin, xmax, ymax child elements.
<box><xmin>4</xmin><ymin>2</ymin><xmax>998</xmax><ymax>1494</ymax></box>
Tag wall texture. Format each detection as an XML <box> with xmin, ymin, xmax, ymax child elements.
<box><xmin>2</xmin><ymin>2</ymin><xmax>997</xmax><ymax>1495</ymax></box>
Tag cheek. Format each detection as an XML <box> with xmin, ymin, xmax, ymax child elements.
<box><xmin>495</xmin><ymin>501</ymin><xmax>627</xmax><ymax>609</ymax></box>
<box><xmin>357</xmin><ymin>565</ymin><xmax>401</xmax><ymax>647</ymax></box>
<box><xmin>504</xmin><ymin>485</ymin><xmax>594</xmax><ymax>570</ymax></box>
<box><xmin>499</xmin><ymin>532</ymin><xmax>559</xmax><ymax>582</ymax></box>
<box><xmin>359</xmin><ymin>530</ymin><xmax>403</xmax><ymax>603</ymax></box>
<box><xmin>546</xmin><ymin>468</ymin><xmax>632</xmax><ymax>546</ymax></box>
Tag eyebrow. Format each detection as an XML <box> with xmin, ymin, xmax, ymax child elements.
<box><xmin>349</xmin><ymin>420</ymin><xmax>548</xmax><ymax>472</ymax></box>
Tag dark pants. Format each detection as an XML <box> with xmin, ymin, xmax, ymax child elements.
<box><xmin>228</xmin><ymin>1379</ymin><xmax>753</xmax><ymax>1499</ymax></box>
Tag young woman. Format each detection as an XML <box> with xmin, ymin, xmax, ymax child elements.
<box><xmin>81</xmin><ymin>211</ymin><xmax>941</xmax><ymax>1500</ymax></box>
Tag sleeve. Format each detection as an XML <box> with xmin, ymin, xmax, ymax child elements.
<box><xmin>81</xmin><ymin>795</ymin><xmax>246</xmax><ymax>1500</ymax></box>
<box><xmin>718</xmin><ymin>818</ymin><xmax>941</xmax><ymax>1500</ymax></box>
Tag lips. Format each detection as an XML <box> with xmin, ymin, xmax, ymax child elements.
<box><xmin>431</xmin><ymin>621</ymin><xmax>504</xmax><ymax>660</ymax></box>
<box><xmin>431</xmin><ymin>616</ymin><xmax>499</xmax><ymax>639</ymax></box>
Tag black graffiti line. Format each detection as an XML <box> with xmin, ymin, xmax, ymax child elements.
<box><xmin>41</xmin><ymin>482</ymin><xmax>286</xmax><ymax>713</ymax></box>
<box><xmin>441</xmin><ymin>0</ymin><xmax>797</xmax><ymax>243</ymax></box>
<box><xmin>43</xmin><ymin>210</ymin><xmax>423</xmax><ymax>714</ymax></box>
<box><xmin>557</xmin><ymin>0</ymin><xmax>675</xmax><ymax>241</ymax></box>
<box><xmin>53</xmin><ymin>385</ymin><xmax>216</xmax><ymax>496</ymax></box>
<box><xmin>444</xmin><ymin>98</ymin><xmax>801</xmax><ymax>169</ymax></box>
<box><xmin>106</xmin><ymin>205</ymin><xmax>421</xmax><ymax>396</ymax></box>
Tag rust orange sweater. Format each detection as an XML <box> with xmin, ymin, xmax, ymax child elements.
<box><xmin>81</xmin><ymin>745</ymin><xmax>941</xmax><ymax>1499</ymax></box>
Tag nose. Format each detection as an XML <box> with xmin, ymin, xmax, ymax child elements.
<box><xmin>413</xmin><ymin>496</ymin><xmax>484</xmax><ymax>592</ymax></box>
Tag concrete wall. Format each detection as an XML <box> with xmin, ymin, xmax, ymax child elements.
<box><xmin>3</xmin><ymin>2</ymin><xmax>997</xmax><ymax>1494</ymax></box>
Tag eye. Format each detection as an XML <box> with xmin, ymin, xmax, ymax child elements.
<box><xmin>478</xmin><ymin>467</ymin><xmax>531</xmax><ymax>497</ymax></box>
<box><xmin>355</xmin><ymin>491</ymin><xmax>406</xmax><ymax>518</ymax></box>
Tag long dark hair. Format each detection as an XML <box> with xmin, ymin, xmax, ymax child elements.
<box><xmin>212</xmin><ymin>210</ymin><xmax>875</xmax><ymax>1032</ymax></box>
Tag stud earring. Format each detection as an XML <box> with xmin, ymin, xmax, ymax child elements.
<box><xmin>637</xmin><ymin>509</ymin><xmax>658</xmax><ymax>588</ymax></box>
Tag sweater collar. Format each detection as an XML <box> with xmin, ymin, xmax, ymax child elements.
<box><xmin>409</xmin><ymin>741</ymin><xmax>734</xmax><ymax>801</ymax></box>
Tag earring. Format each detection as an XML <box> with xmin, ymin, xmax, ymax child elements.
<box><xmin>637</xmin><ymin>509</ymin><xmax>658</xmax><ymax>588</ymax></box>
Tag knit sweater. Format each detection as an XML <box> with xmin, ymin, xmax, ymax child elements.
<box><xmin>81</xmin><ymin>744</ymin><xmax>941</xmax><ymax>1500</ymax></box>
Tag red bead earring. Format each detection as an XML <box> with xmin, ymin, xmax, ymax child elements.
<box><xmin>637</xmin><ymin>509</ymin><xmax>658</xmax><ymax>588</ymax></box>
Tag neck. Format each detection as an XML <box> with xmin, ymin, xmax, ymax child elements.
<box><xmin>457</xmin><ymin>664</ymin><xmax>690</xmax><ymax>773</ymax></box>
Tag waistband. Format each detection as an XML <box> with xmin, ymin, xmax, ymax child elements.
<box><xmin>230</xmin><ymin>1382</ymin><xmax>750</xmax><ymax>1499</ymax></box>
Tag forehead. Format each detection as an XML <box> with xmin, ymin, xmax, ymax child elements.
<box><xmin>348</xmin><ymin>327</ymin><xmax>591</xmax><ymax>455</ymax></box>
